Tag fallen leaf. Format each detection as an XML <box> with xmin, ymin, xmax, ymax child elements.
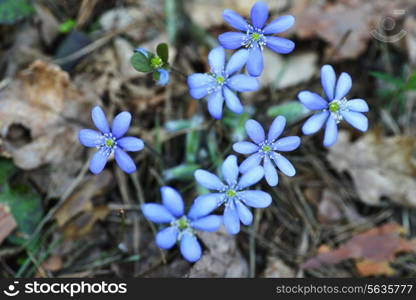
<box><xmin>293</xmin><ymin>0</ymin><xmax>408</xmax><ymax>61</ymax></box>
<box><xmin>41</xmin><ymin>255</ymin><xmax>63</xmax><ymax>272</ymax></box>
<box><xmin>301</xmin><ymin>223</ymin><xmax>416</xmax><ymax>276</ymax></box>
<box><xmin>187</xmin><ymin>228</ymin><xmax>248</xmax><ymax>277</ymax></box>
<box><xmin>327</xmin><ymin>130</ymin><xmax>416</xmax><ymax>207</ymax></box>
<box><xmin>263</xmin><ymin>257</ymin><xmax>295</xmax><ymax>278</ymax></box>
<box><xmin>0</xmin><ymin>203</ymin><xmax>17</xmax><ymax>245</ymax></box>
<box><xmin>318</xmin><ymin>190</ymin><xmax>342</xmax><ymax>224</ymax></box>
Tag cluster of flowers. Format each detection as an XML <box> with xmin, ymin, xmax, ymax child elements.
<box><xmin>78</xmin><ymin>1</ymin><xmax>369</xmax><ymax>263</ymax></box>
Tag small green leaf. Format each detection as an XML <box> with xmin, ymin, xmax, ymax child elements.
<box><xmin>165</xmin><ymin>119</ymin><xmax>193</xmax><ymax>132</ymax></box>
<box><xmin>267</xmin><ymin>101</ymin><xmax>309</xmax><ymax>124</ymax></box>
<box><xmin>156</xmin><ymin>43</ymin><xmax>169</xmax><ymax>63</ymax></box>
<box><xmin>153</xmin><ymin>70</ymin><xmax>161</xmax><ymax>81</ymax></box>
<box><xmin>0</xmin><ymin>0</ymin><xmax>34</xmax><ymax>25</ymax></box>
<box><xmin>130</xmin><ymin>52</ymin><xmax>152</xmax><ymax>73</ymax></box>
<box><xmin>163</xmin><ymin>163</ymin><xmax>200</xmax><ymax>181</ymax></box>
<box><xmin>59</xmin><ymin>19</ymin><xmax>76</xmax><ymax>33</ymax></box>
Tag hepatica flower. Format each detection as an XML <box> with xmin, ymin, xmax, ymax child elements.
<box><xmin>142</xmin><ymin>186</ymin><xmax>222</xmax><ymax>262</ymax></box>
<box><xmin>194</xmin><ymin>155</ymin><xmax>271</xmax><ymax>235</ymax></box>
<box><xmin>79</xmin><ymin>106</ymin><xmax>144</xmax><ymax>174</ymax></box>
<box><xmin>187</xmin><ymin>46</ymin><xmax>259</xmax><ymax>119</ymax></box>
<box><xmin>219</xmin><ymin>1</ymin><xmax>295</xmax><ymax>76</ymax></box>
<box><xmin>298</xmin><ymin>65</ymin><xmax>369</xmax><ymax>147</ymax></box>
<box><xmin>233</xmin><ymin>116</ymin><xmax>300</xmax><ymax>186</ymax></box>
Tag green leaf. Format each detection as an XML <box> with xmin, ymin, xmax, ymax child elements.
<box><xmin>165</xmin><ymin>119</ymin><xmax>193</xmax><ymax>132</ymax></box>
<box><xmin>0</xmin><ymin>159</ymin><xmax>42</xmax><ymax>248</ymax></box>
<box><xmin>0</xmin><ymin>0</ymin><xmax>34</xmax><ymax>25</ymax></box>
<box><xmin>130</xmin><ymin>52</ymin><xmax>152</xmax><ymax>73</ymax></box>
<box><xmin>369</xmin><ymin>71</ymin><xmax>403</xmax><ymax>88</ymax></box>
<box><xmin>267</xmin><ymin>101</ymin><xmax>309</xmax><ymax>124</ymax></box>
<box><xmin>156</xmin><ymin>43</ymin><xmax>169</xmax><ymax>63</ymax></box>
<box><xmin>59</xmin><ymin>19</ymin><xmax>76</xmax><ymax>33</ymax></box>
<box><xmin>185</xmin><ymin>116</ymin><xmax>203</xmax><ymax>163</ymax></box>
<box><xmin>163</xmin><ymin>163</ymin><xmax>200</xmax><ymax>181</ymax></box>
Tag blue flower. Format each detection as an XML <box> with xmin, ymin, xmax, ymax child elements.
<box><xmin>193</xmin><ymin>155</ymin><xmax>271</xmax><ymax>235</ymax></box>
<box><xmin>79</xmin><ymin>106</ymin><xmax>144</xmax><ymax>174</ymax></box>
<box><xmin>187</xmin><ymin>46</ymin><xmax>259</xmax><ymax>119</ymax></box>
<box><xmin>156</xmin><ymin>68</ymin><xmax>169</xmax><ymax>86</ymax></box>
<box><xmin>141</xmin><ymin>186</ymin><xmax>222</xmax><ymax>262</ymax></box>
<box><xmin>298</xmin><ymin>65</ymin><xmax>369</xmax><ymax>147</ymax></box>
<box><xmin>218</xmin><ymin>1</ymin><xmax>295</xmax><ymax>77</ymax></box>
<box><xmin>233</xmin><ymin>116</ymin><xmax>300</xmax><ymax>187</ymax></box>
<box><xmin>134</xmin><ymin>47</ymin><xmax>170</xmax><ymax>86</ymax></box>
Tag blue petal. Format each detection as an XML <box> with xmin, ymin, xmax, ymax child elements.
<box><xmin>266</xmin><ymin>36</ymin><xmax>295</xmax><ymax>54</ymax></box>
<box><xmin>187</xmin><ymin>73</ymin><xmax>215</xmax><ymax>89</ymax></box>
<box><xmin>321</xmin><ymin>65</ymin><xmax>336</xmax><ymax>101</ymax></box>
<box><xmin>227</xmin><ymin>74</ymin><xmax>259</xmax><ymax>92</ymax></box>
<box><xmin>245</xmin><ymin>119</ymin><xmax>265</xmax><ymax>144</ymax></box>
<box><xmin>191</xmin><ymin>215</ymin><xmax>222</xmax><ymax>232</ymax></box>
<box><xmin>250</xmin><ymin>1</ymin><xmax>268</xmax><ymax>29</ymax></box>
<box><xmin>207</xmin><ymin>90</ymin><xmax>224</xmax><ymax>119</ymax></box>
<box><xmin>323</xmin><ymin>115</ymin><xmax>338</xmax><ymax>147</ymax></box>
<box><xmin>238</xmin><ymin>165</ymin><xmax>264</xmax><ymax>189</ymax></box>
<box><xmin>236</xmin><ymin>201</ymin><xmax>253</xmax><ymax>225</ymax></box>
<box><xmin>134</xmin><ymin>48</ymin><xmax>150</xmax><ymax>57</ymax></box>
<box><xmin>273</xmin><ymin>136</ymin><xmax>301</xmax><ymax>152</ymax></box>
<box><xmin>112</xmin><ymin>112</ymin><xmax>132</xmax><ymax>138</ymax></box>
<box><xmin>218</xmin><ymin>32</ymin><xmax>245</xmax><ymax>50</ymax></box>
<box><xmin>190</xmin><ymin>87</ymin><xmax>209</xmax><ymax>100</ymax></box>
<box><xmin>141</xmin><ymin>203</ymin><xmax>175</xmax><ymax>223</ymax></box>
<box><xmin>302</xmin><ymin>111</ymin><xmax>329</xmax><ymax>135</ymax></box>
<box><xmin>239</xmin><ymin>190</ymin><xmax>272</xmax><ymax>208</ymax></box>
<box><xmin>208</xmin><ymin>46</ymin><xmax>225</xmax><ymax>74</ymax></box>
<box><xmin>232</xmin><ymin>141</ymin><xmax>259</xmax><ymax>154</ymax></box>
<box><xmin>264</xmin><ymin>155</ymin><xmax>278</xmax><ymax>186</ymax></box>
<box><xmin>263</xmin><ymin>15</ymin><xmax>295</xmax><ymax>34</ymax></box>
<box><xmin>268</xmin><ymin>115</ymin><xmax>286</xmax><ymax>142</ymax></box>
<box><xmin>239</xmin><ymin>153</ymin><xmax>262</xmax><ymax>173</ymax></box>
<box><xmin>156</xmin><ymin>227</ymin><xmax>178</xmax><ymax>249</ymax></box>
<box><xmin>79</xmin><ymin>129</ymin><xmax>102</xmax><ymax>147</ymax></box>
<box><xmin>114</xmin><ymin>148</ymin><xmax>136</xmax><ymax>173</ymax></box>
<box><xmin>272</xmin><ymin>153</ymin><xmax>296</xmax><ymax>176</ymax></box>
<box><xmin>223</xmin><ymin>9</ymin><xmax>248</xmax><ymax>31</ymax></box>
<box><xmin>156</xmin><ymin>69</ymin><xmax>169</xmax><ymax>86</ymax></box>
<box><xmin>89</xmin><ymin>149</ymin><xmax>109</xmax><ymax>174</ymax></box>
<box><xmin>298</xmin><ymin>91</ymin><xmax>328</xmax><ymax>110</ymax></box>
<box><xmin>161</xmin><ymin>186</ymin><xmax>184</xmax><ymax>218</ymax></box>
<box><xmin>247</xmin><ymin>46</ymin><xmax>263</xmax><ymax>77</ymax></box>
<box><xmin>180</xmin><ymin>232</ymin><xmax>202</xmax><ymax>263</ymax></box>
<box><xmin>117</xmin><ymin>137</ymin><xmax>144</xmax><ymax>152</ymax></box>
<box><xmin>222</xmin><ymin>155</ymin><xmax>239</xmax><ymax>185</ymax></box>
<box><xmin>92</xmin><ymin>106</ymin><xmax>110</xmax><ymax>134</ymax></box>
<box><xmin>223</xmin><ymin>86</ymin><xmax>243</xmax><ymax>114</ymax></box>
<box><xmin>194</xmin><ymin>169</ymin><xmax>225</xmax><ymax>191</ymax></box>
<box><xmin>335</xmin><ymin>72</ymin><xmax>352</xmax><ymax>100</ymax></box>
<box><xmin>225</xmin><ymin>49</ymin><xmax>249</xmax><ymax>75</ymax></box>
<box><xmin>223</xmin><ymin>203</ymin><xmax>240</xmax><ymax>234</ymax></box>
<box><xmin>346</xmin><ymin>99</ymin><xmax>369</xmax><ymax>112</ymax></box>
<box><xmin>341</xmin><ymin>111</ymin><xmax>368</xmax><ymax>132</ymax></box>
<box><xmin>187</xmin><ymin>193</ymin><xmax>222</xmax><ymax>220</ymax></box>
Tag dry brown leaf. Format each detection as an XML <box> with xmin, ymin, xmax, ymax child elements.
<box><xmin>54</xmin><ymin>171</ymin><xmax>112</xmax><ymax>227</ymax></box>
<box><xmin>263</xmin><ymin>257</ymin><xmax>295</xmax><ymax>278</ymax></box>
<box><xmin>0</xmin><ymin>203</ymin><xmax>17</xmax><ymax>245</ymax></box>
<box><xmin>41</xmin><ymin>255</ymin><xmax>63</xmax><ymax>272</ymax></box>
<box><xmin>327</xmin><ymin>130</ymin><xmax>416</xmax><ymax>207</ymax></box>
<box><xmin>301</xmin><ymin>223</ymin><xmax>416</xmax><ymax>276</ymax></box>
<box><xmin>293</xmin><ymin>0</ymin><xmax>408</xmax><ymax>61</ymax></box>
<box><xmin>187</xmin><ymin>228</ymin><xmax>248</xmax><ymax>277</ymax></box>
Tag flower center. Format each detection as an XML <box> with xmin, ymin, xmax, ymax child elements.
<box><xmin>251</xmin><ymin>32</ymin><xmax>261</xmax><ymax>41</ymax></box>
<box><xmin>262</xmin><ymin>145</ymin><xmax>271</xmax><ymax>153</ymax></box>
<box><xmin>226</xmin><ymin>189</ymin><xmax>237</xmax><ymax>198</ymax></box>
<box><xmin>176</xmin><ymin>216</ymin><xmax>189</xmax><ymax>230</ymax></box>
<box><xmin>150</xmin><ymin>56</ymin><xmax>163</xmax><ymax>68</ymax></box>
<box><xmin>216</xmin><ymin>76</ymin><xmax>225</xmax><ymax>85</ymax></box>
<box><xmin>242</xmin><ymin>26</ymin><xmax>266</xmax><ymax>50</ymax></box>
<box><xmin>105</xmin><ymin>138</ymin><xmax>115</xmax><ymax>148</ymax></box>
<box><xmin>329</xmin><ymin>101</ymin><xmax>340</xmax><ymax>113</ymax></box>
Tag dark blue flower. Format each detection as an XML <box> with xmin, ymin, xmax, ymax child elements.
<box><xmin>141</xmin><ymin>186</ymin><xmax>222</xmax><ymax>262</ymax></box>
<box><xmin>156</xmin><ymin>68</ymin><xmax>169</xmax><ymax>86</ymax></box>
<box><xmin>187</xmin><ymin>46</ymin><xmax>259</xmax><ymax>119</ymax></box>
<box><xmin>193</xmin><ymin>155</ymin><xmax>271</xmax><ymax>235</ymax></box>
<box><xmin>79</xmin><ymin>106</ymin><xmax>144</xmax><ymax>174</ymax></box>
<box><xmin>233</xmin><ymin>116</ymin><xmax>300</xmax><ymax>186</ymax></box>
<box><xmin>218</xmin><ymin>1</ymin><xmax>295</xmax><ymax>77</ymax></box>
<box><xmin>298</xmin><ymin>65</ymin><xmax>369</xmax><ymax>147</ymax></box>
